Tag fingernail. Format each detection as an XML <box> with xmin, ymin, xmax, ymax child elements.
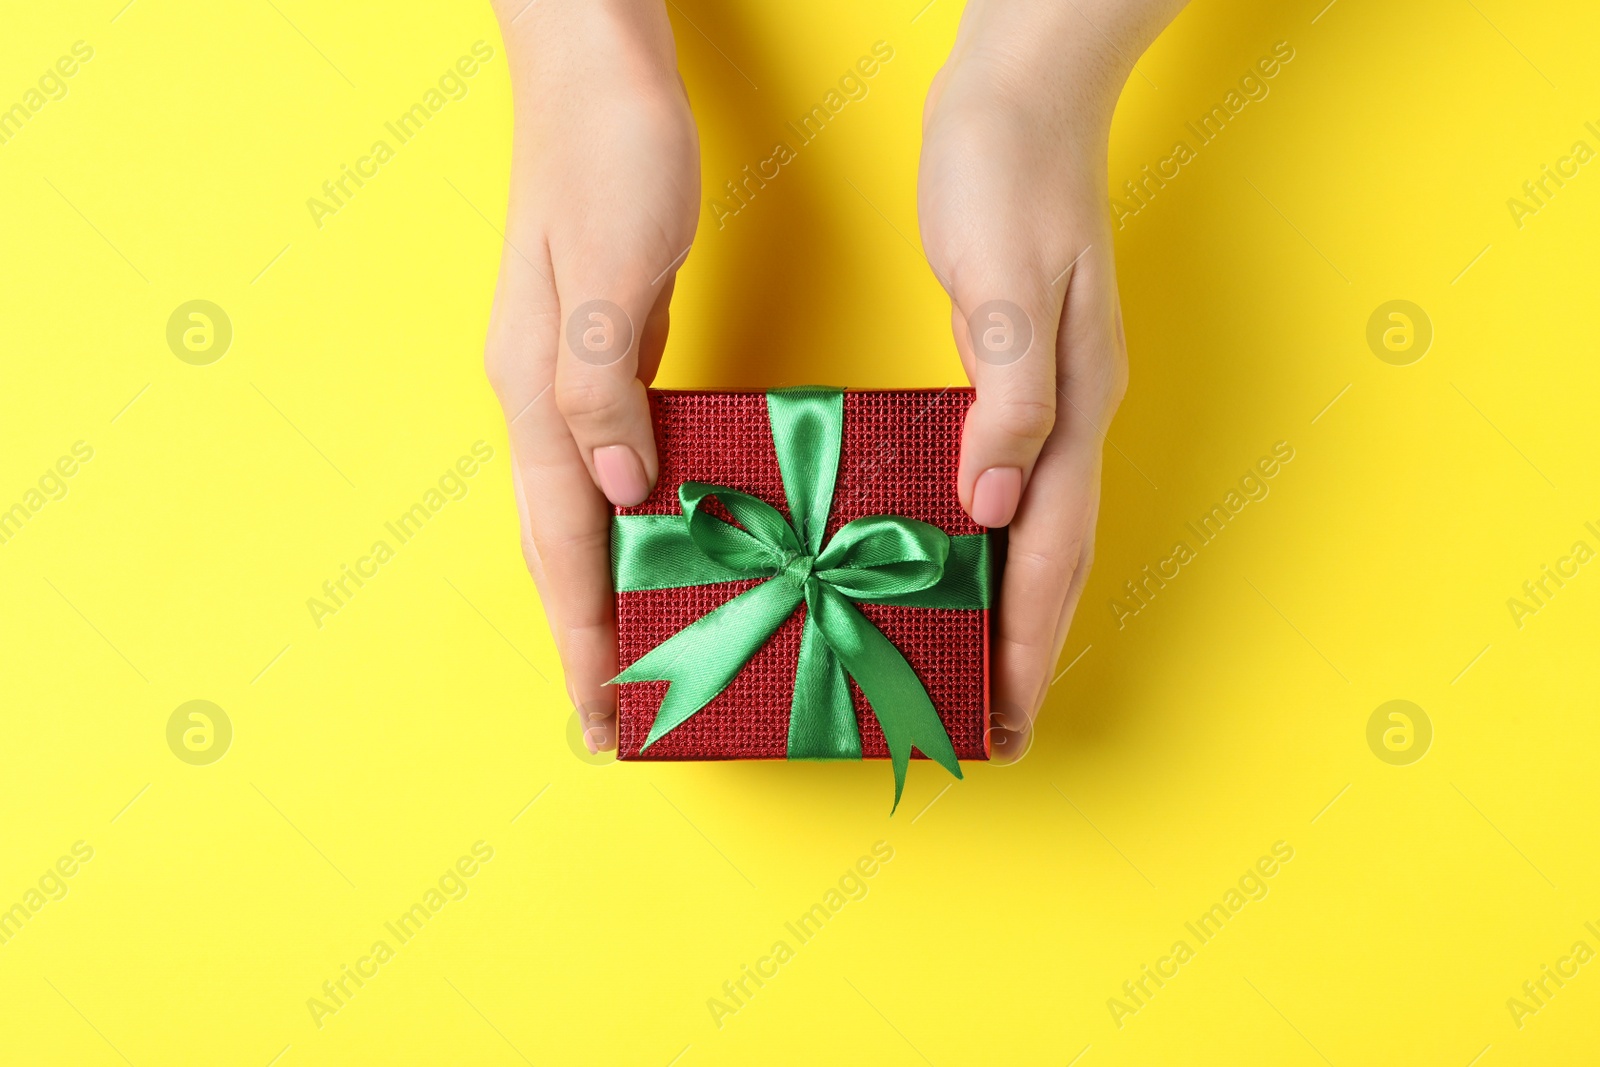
<box><xmin>989</xmin><ymin>700</ymin><xmax>1033</xmax><ymax>765</ymax></box>
<box><xmin>990</xmin><ymin>724</ymin><xmax>1030</xmax><ymax>764</ymax></box>
<box><xmin>584</xmin><ymin>716</ymin><xmax>615</xmax><ymax>753</ymax></box>
<box><xmin>989</xmin><ymin>719</ymin><xmax>1032</xmax><ymax>764</ymax></box>
<box><xmin>971</xmin><ymin>466</ymin><xmax>1022</xmax><ymax>527</ymax></box>
<box><xmin>593</xmin><ymin>445</ymin><xmax>650</xmax><ymax>506</ymax></box>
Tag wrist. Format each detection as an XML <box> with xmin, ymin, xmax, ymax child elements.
<box><xmin>495</xmin><ymin>0</ymin><xmax>680</xmax><ymax>100</ymax></box>
<box><xmin>942</xmin><ymin>0</ymin><xmax>1178</xmax><ymax>134</ymax></box>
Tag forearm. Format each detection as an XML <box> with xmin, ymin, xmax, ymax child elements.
<box><xmin>490</xmin><ymin>0</ymin><xmax>694</xmax><ymax>241</ymax></box>
<box><xmin>942</xmin><ymin>0</ymin><xmax>1187</xmax><ymax>134</ymax></box>
<box><xmin>492</xmin><ymin>0</ymin><xmax>679</xmax><ymax>98</ymax></box>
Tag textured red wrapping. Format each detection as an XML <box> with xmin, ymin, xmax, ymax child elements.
<box><xmin>614</xmin><ymin>389</ymin><xmax>990</xmax><ymax>762</ymax></box>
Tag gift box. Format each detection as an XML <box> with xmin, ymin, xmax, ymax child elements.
<box><xmin>611</xmin><ymin>387</ymin><xmax>993</xmax><ymax>806</ymax></box>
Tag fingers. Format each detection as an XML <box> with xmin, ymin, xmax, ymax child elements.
<box><xmin>991</xmin><ymin>427</ymin><xmax>1101</xmax><ymax>728</ymax></box>
<box><xmin>1032</xmin><ymin>303</ymin><xmax>1124</xmax><ymax>713</ymax></box>
<box><xmin>553</xmin><ymin>250</ymin><xmax>684</xmax><ymax>507</ymax></box>
<box><xmin>518</xmin><ymin>416</ymin><xmax>621</xmax><ymax>752</ymax></box>
<box><xmin>948</xmin><ymin>264</ymin><xmax>1064</xmax><ymax>528</ymax></box>
<box><xmin>992</xmin><ymin>243</ymin><xmax>1125</xmax><ymax>734</ymax></box>
<box><xmin>486</xmin><ymin>240</ymin><xmax>620</xmax><ymax>752</ymax></box>
<box><xmin>1034</xmin><ymin>464</ymin><xmax>1103</xmax><ymax>706</ymax></box>
<box><xmin>991</xmin><ymin>474</ymin><xmax>1101</xmax><ymax>767</ymax></box>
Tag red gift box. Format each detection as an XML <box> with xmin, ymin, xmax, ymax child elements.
<box><xmin>613</xmin><ymin>388</ymin><xmax>991</xmax><ymax>762</ymax></box>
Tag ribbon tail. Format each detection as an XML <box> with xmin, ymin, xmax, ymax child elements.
<box><xmin>808</xmin><ymin>585</ymin><xmax>962</xmax><ymax>812</ymax></box>
<box><xmin>785</xmin><ymin>609</ymin><xmax>861</xmax><ymax>760</ymax></box>
<box><xmin>611</xmin><ymin>578</ymin><xmax>804</xmax><ymax>748</ymax></box>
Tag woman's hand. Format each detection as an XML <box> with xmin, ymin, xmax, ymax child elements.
<box><xmin>918</xmin><ymin>0</ymin><xmax>1183</xmax><ymax>759</ymax></box>
<box><xmin>484</xmin><ymin>0</ymin><xmax>698</xmax><ymax>753</ymax></box>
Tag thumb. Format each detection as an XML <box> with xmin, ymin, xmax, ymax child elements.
<box><xmin>949</xmin><ymin>265</ymin><xmax>1064</xmax><ymax>528</ymax></box>
<box><xmin>552</xmin><ymin>253</ymin><xmax>680</xmax><ymax>507</ymax></box>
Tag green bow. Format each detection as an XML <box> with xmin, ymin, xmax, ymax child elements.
<box><xmin>609</xmin><ymin>388</ymin><xmax>992</xmax><ymax>810</ymax></box>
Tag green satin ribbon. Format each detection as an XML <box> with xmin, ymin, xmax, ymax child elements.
<box><xmin>609</xmin><ymin>388</ymin><xmax>992</xmax><ymax>810</ymax></box>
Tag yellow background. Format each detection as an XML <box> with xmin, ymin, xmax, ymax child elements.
<box><xmin>3</xmin><ymin>0</ymin><xmax>1597</xmax><ymax>1063</ymax></box>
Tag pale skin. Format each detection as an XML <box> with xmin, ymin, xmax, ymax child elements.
<box><xmin>485</xmin><ymin>0</ymin><xmax>1186</xmax><ymax>759</ymax></box>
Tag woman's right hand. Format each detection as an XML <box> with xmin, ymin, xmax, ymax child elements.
<box><xmin>484</xmin><ymin>0</ymin><xmax>699</xmax><ymax>753</ymax></box>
